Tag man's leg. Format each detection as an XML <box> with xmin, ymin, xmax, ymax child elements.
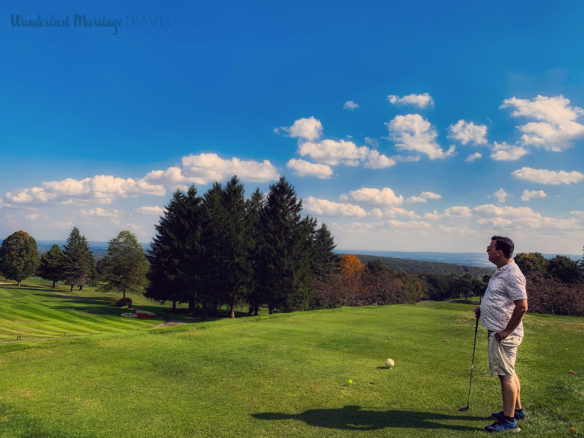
<box><xmin>514</xmin><ymin>373</ymin><xmax>522</xmax><ymax>410</ymax></box>
<box><xmin>499</xmin><ymin>375</ymin><xmax>518</xmax><ymax>418</ymax></box>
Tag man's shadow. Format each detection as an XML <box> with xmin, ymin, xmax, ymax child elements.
<box><xmin>252</xmin><ymin>405</ymin><xmax>483</xmax><ymax>432</ymax></box>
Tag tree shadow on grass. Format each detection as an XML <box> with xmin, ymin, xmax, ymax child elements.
<box><xmin>252</xmin><ymin>405</ymin><xmax>483</xmax><ymax>432</ymax></box>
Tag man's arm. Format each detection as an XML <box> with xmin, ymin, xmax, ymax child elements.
<box><xmin>495</xmin><ymin>298</ymin><xmax>528</xmax><ymax>341</ymax></box>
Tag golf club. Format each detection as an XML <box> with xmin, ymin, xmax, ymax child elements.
<box><xmin>459</xmin><ymin>295</ymin><xmax>482</xmax><ymax>412</ymax></box>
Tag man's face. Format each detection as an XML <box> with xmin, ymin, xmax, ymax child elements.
<box><xmin>486</xmin><ymin>240</ymin><xmax>501</xmax><ymax>264</ymax></box>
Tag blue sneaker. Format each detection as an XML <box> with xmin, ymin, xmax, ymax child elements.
<box><xmin>485</xmin><ymin>419</ymin><xmax>521</xmax><ymax>433</ymax></box>
<box><xmin>491</xmin><ymin>409</ymin><xmax>525</xmax><ymax>421</ymax></box>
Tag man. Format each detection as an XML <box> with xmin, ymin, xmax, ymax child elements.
<box><xmin>475</xmin><ymin>236</ymin><xmax>528</xmax><ymax>433</ymax></box>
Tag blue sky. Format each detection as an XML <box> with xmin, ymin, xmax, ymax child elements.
<box><xmin>1</xmin><ymin>1</ymin><xmax>583</xmax><ymax>255</ymax></box>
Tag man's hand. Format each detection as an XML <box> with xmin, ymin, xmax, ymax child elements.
<box><xmin>495</xmin><ymin>329</ymin><xmax>511</xmax><ymax>342</ymax></box>
<box><xmin>474</xmin><ymin>307</ymin><xmax>480</xmax><ymax>319</ymax></box>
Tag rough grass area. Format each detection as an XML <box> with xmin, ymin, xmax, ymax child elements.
<box><xmin>0</xmin><ymin>281</ymin><xmax>582</xmax><ymax>437</ymax></box>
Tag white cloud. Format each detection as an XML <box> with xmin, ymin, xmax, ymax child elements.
<box><xmin>304</xmin><ymin>196</ymin><xmax>367</xmax><ymax>217</ymax></box>
<box><xmin>25</xmin><ymin>213</ymin><xmax>40</xmax><ymax>221</ymax></box>
<box><xmin>521</xmin><ymin>190</ymin><xmax>547</xmax><ymax>201</ymax></box>
<box><xmin>493</xmin><ymin>188</ymin><xmax>510</xmax><ymax>204</ymax></box>
<box><xmin>343</xmin><ymin>100</ymin><xmax>359</xmax><ymax>110</ymax></box>
<box><xmin>81</xmin><ymin>208</ymin><xmax>121</xmax><ymax>225</ymax></box>
<box><xmin>281</xmin><ymin>116</ymin><xmax>323</xmax><ymax>141</ymax></box>
<box><xmin>286</xmin><ymin>159</ymin><xmax>333</xmax><ymax>179</ymax></box>
<box><xmin>387</xmin><ymin>114</ymin><xmax>454</xmax><ymax>160</ymax></box>
<box><xmin>298</xmin><ymin>139</ymin><xmax>395</xmax><ymax>169</ymax></box>
<box><xmin>137</xmin><ymin>206</ymin><xmax>165</xmax><ymax>216</ymax></box>
<box><xmin>571</xmin><ymin>211</ymin><xmax>584</xmax><ymax>220</ymax></box>
<box><xmin>449</xmin><ymin>120</ymin><xmax>488</xmax><ymax>145</ymax></box>
<box><xmin>387</xmin><ymin>93</ymin><xmax>434</xmax><ymax>108</ymax></box>
<box><xmin>473</xmin><ymin>204</ymin><xmax>543</xmax><ymax>228</ymax></box>
<box><xmin>500</xmin><ymin>95</ymin><xmax>584</xmax><ymax>151</ymax></box>
<box><xmin>6</xmin><ymin>175</ymin><xmax>166</xmax><ymax>205</ymax></box>
<box><xmin>465</xmin><ymin>152</ymin><xmax>482</xmax><ymax>162</ymax></box>
<box><xmin>445</xmin><ymin>206</ymin><xmax>472</xmax><ymax>218</ymax></box>
<box><xmin>180</xmin><ymin>153</ymin><xmax>279</xmax><ymax>184</ymax></box>
<box><xmin>490</xmin><ymin>142</ymin><xmax>529</xmax><ymax>161</ymax></box>
<box><xmin>340</xmin><ymin>187</ymin><xmax>403</xmax><ymax>206</ymax></box>
<box><xmin>386</xmin><ymin>219</ymin><xmax>432</xmax><ymax>229</ymax></box>
<box><xmin>511</xmin><ymin>167</ymin><xmax>584</xmax><ymax>185</ymax></box>
<box><xmin>407</xmin><ymin>191</ymin><xmax>441</xmax><ymax>203</ymax></box>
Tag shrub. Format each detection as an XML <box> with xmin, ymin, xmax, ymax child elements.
<box><xmin>527</xmin><ymin>272</ymin><xmax>584</xmax><ymax>316</ymax></box>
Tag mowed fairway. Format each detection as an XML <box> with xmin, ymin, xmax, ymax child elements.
<box><xmin>0</xmin><ymin>281</ymin><xmax>583</xmax><ymax>437</ymax></box>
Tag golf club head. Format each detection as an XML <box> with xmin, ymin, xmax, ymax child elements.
<box><xmin>459</xmin><ymin>406</ymin><xmax>469</xmax><ymax>412</ymax></box>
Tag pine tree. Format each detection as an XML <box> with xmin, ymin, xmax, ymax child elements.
<box><xmin>146</xmin><ymin>186</ymin><xmax>203</xmax><ymax>313</ymax></box>
<box><xmin>245</xmin><ymin>188</ymin><xmax>265</xmax><ymax>315</ymax></box>
<box><xmin>62</xmin><ymin>227</ymin><xmax>93</xmax><ymax>292</ymax></box>
<box><xmin>311</xmin><ymin>223</ymin><xmax>338</xmax><ymax>281</ymax></box>
<box><xmin>257</xmin><ymin>177</ymin><xmax>315</xmax><ymax>313</ymax></box>
<box><xmin>0</xmin><ymin>230</ymin><xmax>39</xmax><ymax>286</ymax></box>
<box><xmin>38</xmin><ymin>244</ymin><xmax>64</xmax><ymax>288</ymax></box>
<box><xmin>101</xmin><ymin>231</ymin><xmax>149</xmax><ymax>299</ymax></box>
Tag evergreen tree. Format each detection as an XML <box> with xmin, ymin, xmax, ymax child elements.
<box><xmin>38</xmin><ymin>244</ymin><xmax>64</xmax><ymax>288</ymax></box>
<box><xmin>245</xmin><ymin>188</ymin><xmax>265</xmax><ymax>315</ymax></box>
<box><xmin>62</xmin><ymin>227</ymin><xmax>93</xmax><ymax>292</ymax></box>
<box><xmin>257</xmin><ymin>177</ymin><xmax>315</xmax><ymax>313</ymax></box>
<box><xmin>311</xmin><ymin>223</ymin><xmax>338</xmax><ymax>281</ymax></box>
<box><xmin>101</xmin><ymin>230</ymin><xmax>149</xmax><ymax>299</ymax></box>
<box><xmin>219</xmin><ymin>176</ymin><xmax>251</xmax><ymax>317</ymax></box>
<box><xmin>146</xmin><ymin>186</ymin><xmax>203</xmax><ymax>313</ymax></box>
<box><xmin>0</xmin><ymin>230</ymin><xmax>39</xmax><ymax>286</ymax></box>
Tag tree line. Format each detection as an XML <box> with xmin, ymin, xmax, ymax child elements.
<box><xmin>2</xmin><ymin>178</ymin><xmax>583</xmax><ymax>317</ymax></box>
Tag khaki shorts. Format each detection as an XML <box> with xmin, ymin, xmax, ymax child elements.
<box><xmin>487</xmin><ymin>331</ymin><xmax>522</xmax><ymax>378</ymax></box>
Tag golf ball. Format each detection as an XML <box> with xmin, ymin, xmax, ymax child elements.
<box><xmin>348</xmin><ymin>379</ymin><xmax>353</xmax><ymax>384</ymax></box>
<box><xmin>386</xmin><ymin>358</ymin><xmax>395</xmax><ymax>368</ymax></box>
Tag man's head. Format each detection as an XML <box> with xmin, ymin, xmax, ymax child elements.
<box><xmin>487</xmin><ymin>235</ymin><xmax>514</xmax><ymax>267</ymax></box>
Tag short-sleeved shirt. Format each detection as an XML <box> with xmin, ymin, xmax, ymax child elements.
<box><xmin>480</xmin><ymin>260</ymin><xmax>527</xmax><ymax>337</ymax></box>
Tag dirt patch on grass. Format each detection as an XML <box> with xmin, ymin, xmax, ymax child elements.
<box><xmin>153</xmin><ymin>320</ymin><xmax>185</xmax><ymax>329</ymax></box>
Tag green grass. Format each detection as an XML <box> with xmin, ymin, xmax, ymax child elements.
<box><xmin>0</xmin><ymin>281</ymin><xmax>583</xmax><ymax>437</ymax></box>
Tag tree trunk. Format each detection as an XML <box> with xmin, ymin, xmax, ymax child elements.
<box><xmin>17</xmin><ymin>280</ymin><xmax>21</xmax><ymax>287</ymax></box>
<box><xmin>52</xmin><ymin>279</ymin><xmax>56</xmax><ymax>288</ymax></box>
<box><xmin>172</xmin><ymin>300</ymin><xmax>176</xmax><ymax>312</ymax></box>
<box><xmin>78</xmin><ymin>285</ymin><xmax>83</xmax><ymax>290</ymax></box>
<box><xmin>230</xmin><ymin>302</ymin><xmax>235</xmax><ymax>318</ymax></box>
<box><xmin>70</xmin><ymin>284</ymin><xmax>74</xmax><ymax>292</ymax></box>
<box><xmin>188</xmin><ymin>299</ymin><xmax>195</xmax><ymax>315</ymax></box>
<box><xmin>123</xmin><ymin>288</ymin><xmax>126</xmax><ymax>300</ymax></box>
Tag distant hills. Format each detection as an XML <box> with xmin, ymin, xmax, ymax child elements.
<box><xmin>30</xmin><ymin>241</ymin><xmax>579</xmax><ymax>277</ymax></box>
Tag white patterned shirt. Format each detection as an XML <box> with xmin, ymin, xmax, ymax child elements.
<box><xmin>480</xmin><ymin>260</ymin><xmax>527</xmax><ymax>337</ymax></box>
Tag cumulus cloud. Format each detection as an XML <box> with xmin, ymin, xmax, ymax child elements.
<box><xmin>473</xmin><ymin>204</ymin><xmax>543</xmax><ymax>228</ymax></box>
<box><xmin>6</xmin><ymin>175</ymin><xmax>166</xmax><ymax>205</ymax></box>
<box><xmin>407</xmin><ymin>191</ymin><xmax>441</xmax><ymax>203</ymax></box>
<box><xmin>137</xmin><ymin>206</ymin><xmax>165</xmax><ymax>216</ymax></box>
<box><xmin>465</xmin><ymin>152</ymin><xmax>482</xmax><ymax>162</ymax></box>
<box><xmin>286</xmin><ymin>159</ymin><xmax>333</xmax><ymax>179</ymax></box>
<box><xmin>5</xmin><ymin>153</ymin><xmax>279</xmax><ymax>207</ymax></box>
<box><xmin>25</xmin><ymin>213</ymin><xmax>40</xmax><ymax>221</ymax></box>
<box><xmin>180</xmin><ymin>153</ymin><xmax>279</xmax><ymax>184</ymax></box>
<box><xmin>387</xmin><ymin>93</ymin><xmax>434</xmax><ymax>108</ymax></box>
<box><xmin>280</xmin><ymin>116</ymin><xmax>323</xmax><ymax>141</ymax></box>
<box><xmin>511</xmin><ymin>167</ymin><xmax>584</xmax><ymax>185</ymax></box>
<box><xmin>343</xmin><ymin>100</ymin><xmax>359</xmax><ymax>110</ymax></box>
<box><xmin>500</xmin><ymin>95</ymin><xmax>584</xmax><ymax>151</ymax></box>
<box><xmin>521</xmin><ymin>190</ymin><xmax>547</xmax><ymax>201</ymax></box>
<box><xmin>490</xmin><ymin>142</ymin><xmax>529</xmax><ymax>161</ymax></box>
<box><xmin>340</xmin><ymin>187</ymin><xmax>403</xmax><ymax>206</ymax></box>
<box><xmin>449</xmin><ymin>120</ymin><xmax>488</xmax><ymax>145</ymax></box>
<box><xmin>297</xmin><ymin>139</ymin><xmax>395</xmax><ymax>169</ymax></box>
<box><xmin>445</xmin><ymin>206</ymin><xmax>472</xmax><ymax>218</ymax></box>
<box><xmin>387</xmin><ymin>114</ymin><xmax>454</xmax><ymax>160</ymax></box>
<box><xmin>493</xmin><ymin>188</ymin><xmax>510</xmax><ymax>204</ymax></box>
<box><xmin>81</xmin><ymin>207</ymin><xmax>121</xmax><ymax>224</ymax></box>
<box><xmin>304</xmin><ymin>196</ymin><xmax>367</xmax><ymax>217</ymax></box>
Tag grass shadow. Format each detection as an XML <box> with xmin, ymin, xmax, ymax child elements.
<box><xmin>252</xmin><ymin>405</ymin><xmax>484</xmax><ymax>432</ymax></box>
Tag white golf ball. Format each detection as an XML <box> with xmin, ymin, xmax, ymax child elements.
<box><xmin>386</xmin><ymin>358</ymin><xmax>395</xmax><ymax>368</ymax></box>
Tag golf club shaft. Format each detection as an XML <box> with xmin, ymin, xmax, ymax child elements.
<box><xmin>463</xmin><ymin>295</ymin><xmax>482</xmax><ymax>410</ymax></box>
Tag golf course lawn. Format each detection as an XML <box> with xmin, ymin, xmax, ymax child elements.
<box><xmin>0</xmin><ymin>280</ymin><xmax>582</xmax><ymax>437</ymax></box>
